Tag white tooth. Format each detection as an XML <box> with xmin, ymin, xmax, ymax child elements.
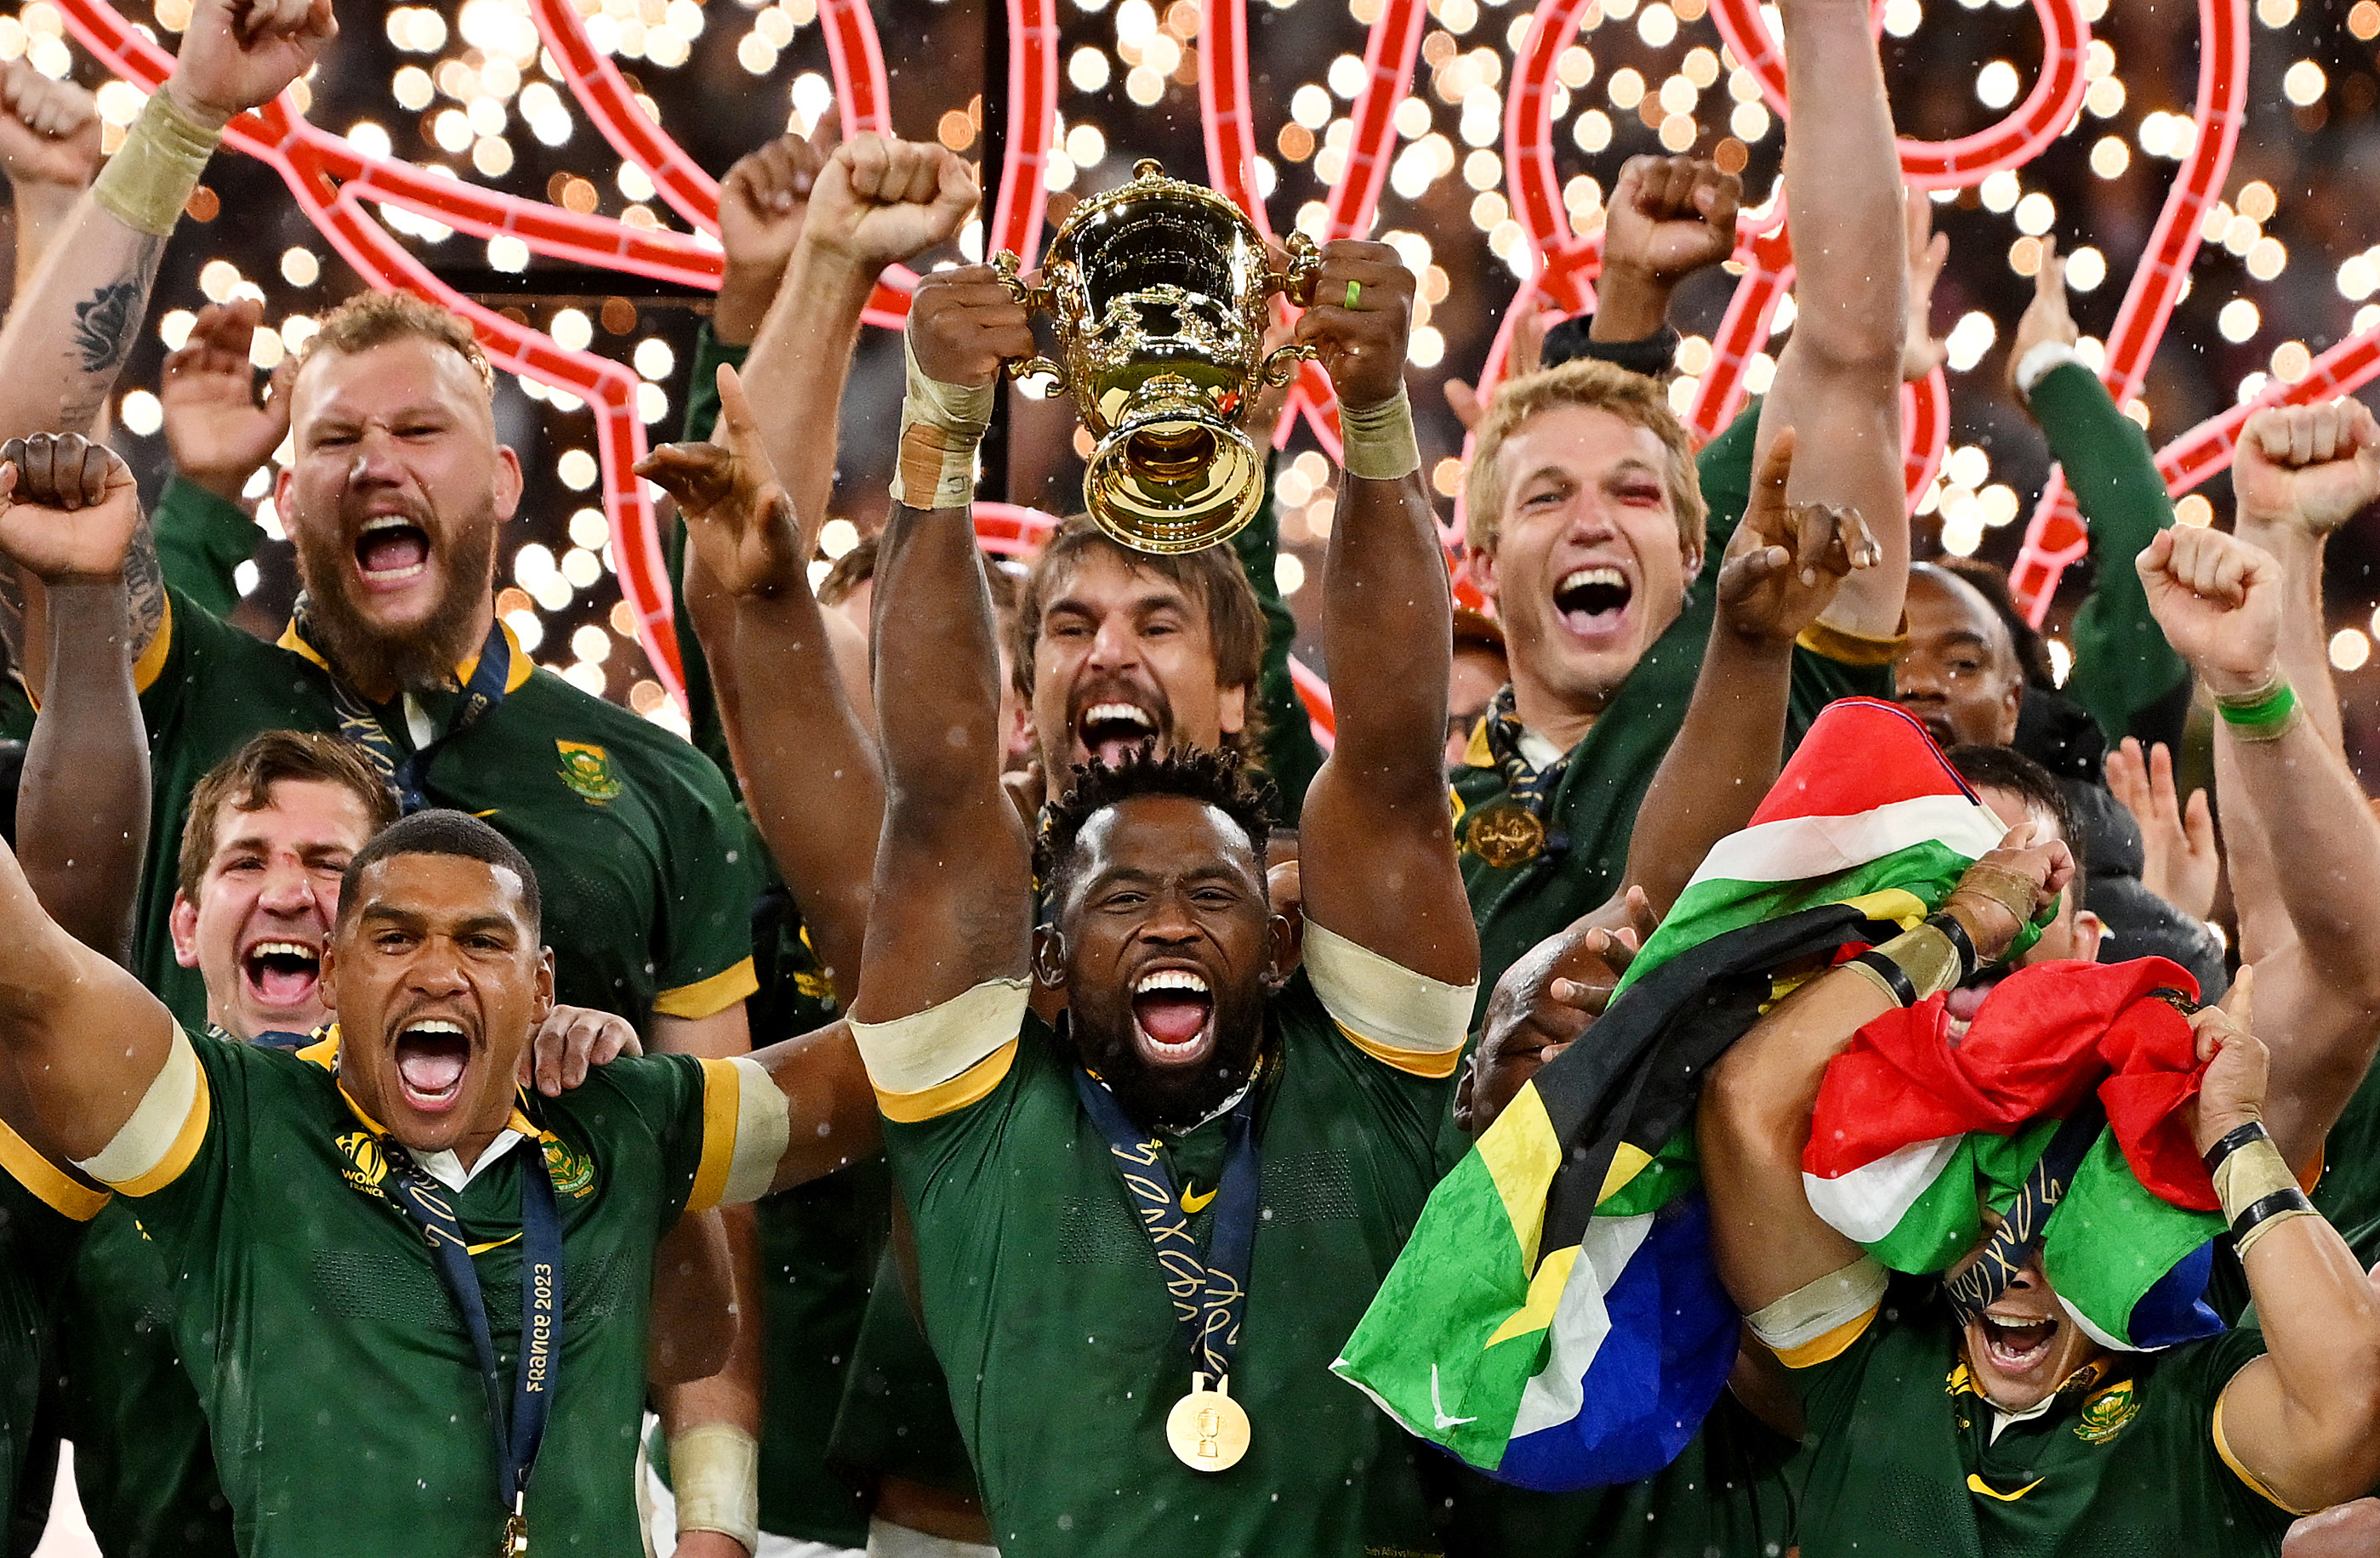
<box><xmin>405</xmin><ymin>1020</ymin><xmax>465</xmax><ymax>1036</ymax></box>
<box><xmin>250</xmin><ymin>941</ymin><xmax>317</xmax><ymax>959</ymax></box>
<box><xmin>362</xmin><ymin>515</ymin><xmax>414</xmax><ymax>533</ymax></box>
<box><xmin>1135</xmin><ymin>969</ymin><xmax>1210</xmax><ymax>994</ymax></box>
<box><xmin>1084</xmin><ymin>702</ymin><xmax>1154</xmax><ymax>731</ymax></box>
<box><xmin>1557</xmin><ymin>566</ymin><xmax>1626</xmax><ymax>594</ymax></box>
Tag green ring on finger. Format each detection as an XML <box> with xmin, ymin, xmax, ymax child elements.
<box><xmin>1344</xmin><ymin>279</ymin><xmax>1362</xmax><ymax>310</ymax></box>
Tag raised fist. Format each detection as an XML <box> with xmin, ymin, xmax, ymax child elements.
<box><xmin>2135</xmin><ymin>525</ymin><xmax>2283</xmax><ymax>697</ymax></box>
<box><xmin>1294</xmin><ymin>240</ymin><xmax>1415</xmax><ymax>413</ymax></box>
<box><xmin>2187</xmin><ymin>966</ymin><xmax>2269</xmax><ymax>1157</ymax></box>
<box><xmin>0</xmin><ymin>60</ymin><xmax>100</xmax><ymax>190</ymax></box>
<box><xmin>1715</xmin><ymin>429</ymin><xmax>1877</xmax><ymax>645</ymax></box>
<box><xmin>804</xmin><ymin>133</ymin><xmax>977</xmax><ymax>272</ymax></box>
<box><xmin>713</xmin><ymin>123</ymin><xmax>834</xmax><ymax>344</ymax></box>
<box><xmin>0</xmin><ymin>431</ymin><xmax>142</xmax><ymax>583</ymax></box>
<box><xmin>906</xmin><ymin>264</ymin><xmax>1034</xmax><ymax>390</ymax></box>
<box><xmin>165</xmin><ymin>0</ymin><xmax>338</xmax><ymax>132</ymax></box>
<box><xmin>162</xmin><ymin>298</ymin><xmax>291</xmax><ymax>503</ymax></box>
<box><xmin>1600</xmin><ymin>155</ymin><xmax>1740</xmax><ymax>289</ymax></box>
<box><xmin>635</xmin><ymin>363</ymin><xmax>806</xmax><ymax>600</ymax></box>
<box><xmin>2233</xmin><ymin>399</ymin><xmax>2380</xmax><ymax>537</ymax></box>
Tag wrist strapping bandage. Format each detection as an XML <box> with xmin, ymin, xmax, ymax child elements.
<box><xmin>1338</xmin><ymin>384</ymin><xmax>1421</xmax><ymax>481</ymax></box>
<box><xmin>669</xmin><ymin>1423</ymin><xmax>761</xmax><ymax>1556</ymax></box>
<box><xmin>1843</xmin><ymin>919</ymin><xmax>1966</xmax><ymax>1009</ymax></box>
<box><xmin>93</xmin><ymin>89</ymin><xmax>223</xmax><ymax>237</ymax></box>
<box><xmin>2205</xmin><ymin>1119</ymin><xmax>2315</xmax><ymax>1260</ymax></box>
<box><xmin>2214</xmin><ymin>675</ymin><xmax>2299</xmax><ymax>742</ymax></box>
<box><xmin>889</xmin><ymin>334</ymin><xmax>994</xmax><ymax>510</ymax></box>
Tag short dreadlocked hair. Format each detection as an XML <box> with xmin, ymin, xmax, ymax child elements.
<box><xmin>1035</xmin><ymin>748</ymin><xmax>1278</xmax><ymax>913</ymax></box>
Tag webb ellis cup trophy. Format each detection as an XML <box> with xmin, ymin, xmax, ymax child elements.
<box><xmin>994</xmin><ymin>159</ymin><xmax>1324</xmax><ymax>554</ymax></box>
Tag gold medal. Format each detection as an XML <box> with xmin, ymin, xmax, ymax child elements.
<box><xmin>500</xmin><ymin>1510</ymin><xmax>527</xmax><ymax>1557</ymax></box>
<box><xmin>1464</xmin><ymin>802</ymin><xmax>1546</xmax><ymax>868</ymax></box>
<box><xmin>1164</xmin><ymin>1372</ymin><xmax>1251</xmax><ymax>1472</ymax></box>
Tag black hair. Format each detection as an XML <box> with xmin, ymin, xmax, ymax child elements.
<box><xmin>1035</xmin><ymin>748</ymin><xmax>1277</xmax><ymax>912</ymax></box>
<box><xmin>1944</xmin><ymin>743</ymin><xmax>2091</xmax><ymax>911</ymax></box>
<box><xmin>337</xmin><ymin>808</ymin><xmax>542</xmax><ymax>934</ymax></box>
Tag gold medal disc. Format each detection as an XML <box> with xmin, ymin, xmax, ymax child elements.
<box><xmin>1464</xmin><ymin>803</ymin><xmax>1546</xmax><ymax>868</ymax></box>
<box><xmin>501</xmin><ymin>1510</ymin><xmax>528</xmax><ymax>1557</ymax></box>
<box><xmin>1165</xmin><ymin>1373</ymin><xmax>1252</xmax><ymax>1472</ymax></box>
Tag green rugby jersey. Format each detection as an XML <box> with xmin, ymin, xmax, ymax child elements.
<box><xmin>0</xmin><ymin>1122</ymin><xmax>103</xmax><ymax>1534</ymax></box>
<box><xmin>83</xmin><ymin>1028</ymin><xmax>783</xmax><ymax>1558</ymax></box>
<box><xmin>857</xmin><ymin>945</ymin><xmax>1467</xmax><ymax>1558</ymax></box>
<box><xmin>1785</xmin><ymin>1278</ymin><xmax>2292</xmax><ymax>1558</ymax></box>
<box><xmin>123</xmin><ymin>570</ymin><xmax>764</xmax><ymax>1033</ymax></box>
<box><xmin>1453</xmin><ymin>407</ymin><xmax>1898</xmax><ymax>1017</ymax></box>
<box><xmin>2313</xmin><ymin>1060</ymin><xmax>2380</xmax><ymax>1267</ymax></box>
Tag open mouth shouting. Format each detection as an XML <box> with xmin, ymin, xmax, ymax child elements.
<box><xmin>1130</xmin><ymin>968</ymin><xmax>1215</xmax><ymax>1067</ymax></box>
<box><xmin>1553</xmin><ymin>565</ymin><xmax>1634</xmax><ymax>643</ymax></box>
<box><xmin>1077</xmin><ymin>701</ymin><xmax>1162</xmax><ymax>768</ymax></box>
<box><xmin>242</xmin><ymin>937</ymin><xmax>322</xmax><ymax>1014</ymax></box>
<box><xmin>356</xmin><ymin>512</ymin><xmax>432</xmax><ymax>592</ymax></box>
<box><xmin>392</xmin><ymin>1016</ymin><xmax>476</xmax><ymax>1114</ymax></box>
<box><xmin>1973</xmin><ymin>1309</ymin><xmax>2061</xmax><ymax>1376</ymax></box>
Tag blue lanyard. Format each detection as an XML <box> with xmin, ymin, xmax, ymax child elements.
<box><xmin>1942</xmin><ymin>1095</ymin><xmax>2105</xmax><ymax>1324</ymax></box>
<box><xmin>1071</xmin><ymin>1064</ymin><xmax>1263</xmax><ymax>1378</ymax></box>
<box><xmin>295</xmin><ymin>606</ymin><xmax>513</xmax><ymax>815</ymax></box>
<box><xmin>372</xmin><ymin>1127</ymin><xmax>565</xmax><ymax>1530</ymax></box>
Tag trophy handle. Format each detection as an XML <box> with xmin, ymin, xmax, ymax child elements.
<box><xmin>990</xmin><ymin>250</ymin><xmax>1069</xmax><ymax>394</ymax></box>
<box><xmin>1260</xmin><ymin>341</ymin><xmax>1318</xmax><ymax>388</ymax></box>
<box><xmin>1267</xmin><ymin>230</ymin><xmax>1323</xmax><ymax>308</ymax></box>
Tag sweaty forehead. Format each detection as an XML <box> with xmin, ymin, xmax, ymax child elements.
<box><xmin>213</xmin><ymin>779</ymin><xmax>378</xmax><ymax>856</ymax></box>
<box><xmin>1907</xmin><ymin>569</ymin><xmax>2015</xmax><ymax>663</ymax></box>
<box><xmin>1041</xmin><ymin>548</ymin><xmax>1203</xmax><ymax>622</ymax></box>
<box><xmin>1068</xmin><ymin>796</ymin><xmax>1261</xmax><ymax>884</ymax></box>
<box><xmin>1503</xmin><ymin>404</ymin><xmax>1671</xmax><ymax>482</ymax></box>
<box><xmin>345</xmin><ymin>851</ymin><xmax>531</xmax><ymax>927</ymax></box>
<box><xmin>292</xmin><ymin>338</ymin><xmax>493</xmax><ymax>431</ymax></box>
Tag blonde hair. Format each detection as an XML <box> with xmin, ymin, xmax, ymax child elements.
<box><xmin>292</xmin><ymin>289</ymin><xmax>497</xmax><ymax>398</ymax></box>
<box><xmin>1462</xmin><ymin>358</ymin><xmax>1705</xmax><ymax>559</ymax></box>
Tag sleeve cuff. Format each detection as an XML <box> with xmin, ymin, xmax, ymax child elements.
<box><xmin>75</xmin><ymin>1021</ymin><xmax>209</xmax><ymax>1196</ymax></box>
<box><xmin>2014</xmin><ymin>341</ymin><xmax>2084</xmax><ymax>398</ymax></box>
<box><xmin>652</xmin><ymin>957</ymin><xmax>760</xmax><ymax>1021</ymax></box>
<box><xmin>1304</xmin><ymin>920</ymin><xmax>1476</xmax><ymax>1079</ymax></box>
<box><xmin>0</xmin><ymin>1117</ymin><xmax>107</xmax><ymax>1220</ymax></box>
<box><xmin>850</xmin><ymin>980</ymin><xmax>1030</xmax><ymax>1122</ymax></box>
<box><xmin>1795</xmin><ymin>614</ymin><xmax>1909</xmax><ymax>668</ymax></box>
<box><xmin>1540</xmin><ymin>316</ymin><xmax>1681</xmax><ymax>378</ymax></box>
<box><xmin>1747</xmin><ymin>1257</ymin><xmax>1887</xmax><ymax>1367</ymax></box>
<box><xmin>686</xmin><ymin>1055</ymin><xmax>792</xmax><ymax>1211</ymax></box>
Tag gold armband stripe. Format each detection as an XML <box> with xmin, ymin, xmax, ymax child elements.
<box><xmin>652</xmin><ymin>957</ymin><xmax>760</xmax><ymax>1021</ymax></box>
<box><xmin>874</xmin><ymin>1041</ymin><xmax>1019</xmax><ymax>1123</ymax></box>
<box><xmin>0</xmin><ymin>1118</ymin><xmax>107</xmax><ymax>1221</ymax></box>
<box><xmin>686</xmin><ymin>1057</ymin><xmax>742</xmax><ymax>1214</ymax></box>
<box><xmin>2212</xmin><ymin>1394</ymin><xmax>2315</xmax><ymax>1515</ymax></box>
<box><xmin>1771</xmin><ymin>1306</ymin><xmax>1880</xmax><ymax>1369</ymax></box>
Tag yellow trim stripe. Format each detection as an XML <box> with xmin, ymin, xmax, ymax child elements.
<box><xmin>0</xmin><ymin>1118</ymin><xmax>107</xmax><ymax>1220</ymax></box>
<box><xmin>2212</xmin><ymin>1395</ymin><xmax>2315</xmax><ymax>1514</ymax></box>
<box><xmin>1335</xmin><ymin>1021</ymin><xmax>1462</xmax><ymax>1079</ymax></box>
<box><xmin>1475</xmin><ymin>1084</ymin><xmax>1559</xmax><ymax>1271</ymax></box>
<box><xmin>131</xmin><ymin>592</ymin><xmax>175</xmax><ymax>695</ymax></box>
<box><xmin>1795</xmin><ymin>615</ymin><xmax>1909</xmax><ymax>667</ymax></box>
<box><xmin>653</xmin><ymin>957</ymin><xmax>760</xmax><ymax>1021</ymax></box>
<box><xmin>276</xmin><ymin>612</ymin><xmax>330</xmax><ymax>671</ymax></box>
<box><xmin>114</xmin><ymin>1066</ymin><xmax>212</xmax><ymax>1197</ymax></box>
<box><xmin>280</xmin><ymin>613</ymin><xmax>532</xmax><ymax>693</ymax></box>
<box><xmin>1772</xmin><ymin>1305</ymin><xmax>1879</xmax><ymax>1369</ymax></box>
<box><xmin>1487</xmin><ymin>1243</ymin><xmax>1578</xmax><ymax>1347</ymax></box>
<box><xmin>1965</xmin><ymin>1474</ymin><xmax>2044</xmax><ymax>1503</ymax></box>
<box><xmin>1463</xmin><ymin>719</ymin><xmax>1495</xmax><ymax>769</ymax></box>
<box><xmin>875</xmin><ymin>1040</ymin><xmax>1018</xmax><ymax>1124</ymax></box>
<box><xmin>685</xmin><ymin>1057</ymin><xmax>743</xmax><ymax>1214</ymax></box>
<box><xmin>467</xmin><ymin>1232</ymin><xmax>523</xmax><ymax>1255</ymax></box>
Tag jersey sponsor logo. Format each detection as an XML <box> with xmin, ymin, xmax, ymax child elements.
<box><xmin>2075</xmin><ymin>1379</ymin><xmax>2139</xmax><ymax>1443</ymax></box>
<box><xmin>337</xmin><ymin>1130</ymin><xmax>390</xmax><ymax>1202</ymax></box>
<box><xmin>555</xmin><ymin>741</ymin><xmax>624</xmax><ymax>805</ymax></box>
<box><xmin>539</xmin><ymin>1133</ymin><xmax>597</xmax><ymax>1199</ymax></box>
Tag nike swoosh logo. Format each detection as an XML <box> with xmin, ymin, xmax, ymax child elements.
<box><xmin>1967</xmin><ymin>1474</ymin><xmax>2044</xmax><ymax>1503</ymax></box>
<box><xmin>467</xmin><ymin>1232</ymin><xmax>524</xmax><ymax>1255</ymax></box>
<box><xmin>1432</xmin><ymin>1365</ymin><xmax>1478</xmax><ymax>1430</ymax></box>
<box><xmin>1181</xmin><ymin>1185</ymin><xmax>1217</xmax><ymax>1214</ymax></box>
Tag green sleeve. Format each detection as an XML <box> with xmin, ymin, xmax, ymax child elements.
<box><xmin>2030</xmin><ymin>361</ymin><xmax>2191</xmax><ymax>745</ymax></box>
<box><xmin>649</xmin><ymin>752</ymin><xmax>772</xmax><ymax>1009</ymax></box>
<box><xmin>151</xmin><ymin>476</ymin><xmax>262</xmax><ymax>621</ymax></box>
<box><xmin>584</xmin><ymin>1052</ymin><xmax>714</xmax><ymax>1218</ymax></box>
<box><xmin>1233</xmin><ymin>453</ymin><xmax>1324</xmax><ymax>827</ymax></box>
<box><xmin>1692</xmin><ymin>402</ymin><xmax>1763</xmax><ymax>586</ymax></box>
<box><xmin>667</xmin><ymin>325</ymin><xmax>752</xmax><ymax>777</ymax></box>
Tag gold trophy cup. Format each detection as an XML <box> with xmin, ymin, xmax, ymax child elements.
<box><xmin>994</xmin><ymin>159</ymin><xmax>1321</xmax><ymax>554</ymax></box>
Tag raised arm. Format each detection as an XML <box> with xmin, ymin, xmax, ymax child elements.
<box><xmin>741</xmin><ymin>133</ymin><xmax>974</xmax><ymax>562</ymax></box>
<box><xmin>1749</xmin><ymin>0</ymin><xmax>1909</xmax><ymax>639</ymax></box>
<box><xmin>7</xmin><ymin>434</ymin><xmax>149</xmax><ymax>966</ymax></box>
<box><xmin>1620</xmin><ymin>431</ymin><xmax>1877</xmax><ymax>915</ymax></box>
<box><xmin>638</xmin><ymin>365</ymin><xmax>882</xmax><ymax>1001</ymax></box>
<box><xmin>2195</xmin><ymin>983</ymin><xmax>2380</xmax><ymax>1514</ymax></box>
<box><xmin>848</xmin><ymin>269</ymin><xmax>1038</xmax><ymax>1025</ymax></box>
<box><xmin>1700</xmin><ymin>827</ymin><xmax>2070</xmax><ymax>1315</ymax></box>
<box><xmin>0</xmin><ymin>463</ymin><xmax>180</xmax><ymax>1162</ymax></box>
<box><xmin>0</xmin><ymin>61</ymin><xmax>101</xmax><ymax>311</ymax></box>
<box><xmin>2138</xmin><ymin>507</ymin><xmax>2380</xmax><ymax>1168</ymax></box>
<box><xmin>1290</xmin><ymin>243</ymin><xmax>1476</xmax><ymax>986</ymax></box>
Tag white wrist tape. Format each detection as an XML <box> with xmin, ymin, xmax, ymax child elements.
<box><xmin>889</xmin><ymin>333</ymin><xmax>994</xmax><ymax>510</ymax></box>
<box><xmin>670</xmin><ymin>1423</ymin><xmax>760</xmax><ymax>1556</ymax></box>
<box><xmin>93</xmin><ymin>89</ymin><xmax>222</xmax><ymax>237</ymax></box>
<box><xmin>1337</xmin><ymin>384</ymin><xmax>1421</xmax><ymax>481</ymax></box>
<box><xmin>2013</xmin><ymin>340</ymin><xmax>2082</xmax><ymax>399</ymax></box>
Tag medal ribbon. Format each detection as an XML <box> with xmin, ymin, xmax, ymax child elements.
<box><xmin>291</xmin><ymin>602</ymin><xmax>514</xmax><ymax>815</ymax></box>
<box><xmin>1942</xmin><ymin>1096</ymin><xmax>2106</xmax><ymax>1324</ymax></box>
<box><xmin>1480</xmin><ymin>684</ymin><xmax>1570</xmax><ymax>817</ymax></box>
<box><xmin>1071</xmin><ymin>1066</ymin><xmax>1262</xmax><ymax>1379</ymax></box>
<box><xmin>361</xmin><ymin>1111</ymin><xmax>566</xmax><ymax>1527</ymax></box>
